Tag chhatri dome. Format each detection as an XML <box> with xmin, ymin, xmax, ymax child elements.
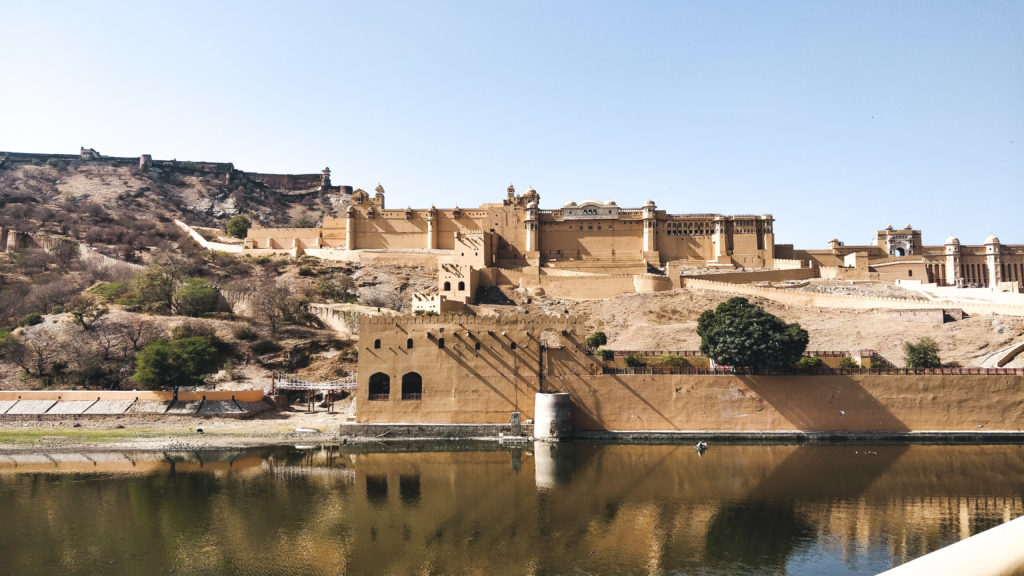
<box><xmin>985</xmin><ymin>234</ymin><xmax>1000</xmax><ymax>244</ymax></box>
<box><xmin>944</xmin><ymin>234</ymin><xmax>960</xmax><ymax>245</ymax></box>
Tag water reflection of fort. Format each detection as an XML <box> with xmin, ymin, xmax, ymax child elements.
<box><xmin>342</xmin><ymin>444</ymin><xmax>1024</xmax><ymax>574</ymax></box>
<box><xmin>1</xmin><ymin>444</ymin><xmax>1022</xmax><ymax>575</ymax></box>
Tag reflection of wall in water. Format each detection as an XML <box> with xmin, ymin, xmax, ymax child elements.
<box><xmin>2</xmin><ymin>445</ymin><xmax>1022</xmax><ymax>575</ymax></box>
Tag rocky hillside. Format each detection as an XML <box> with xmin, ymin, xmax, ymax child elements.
<box><xmin>0</xmin><ymin>149</ymin><xmax>352</xmax><ymax>256</ymax></box>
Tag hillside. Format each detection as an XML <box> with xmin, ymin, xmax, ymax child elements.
<box><xmin>513</xmin><ymin>287</ymin><xmax>1024</xmax><ymax>368</ymax></box>
<box><xmin>1</xmin><ymin>148</ymin><xmax>1022</xmax><ymax>398</ymax></box>
<box><xmin>0</xmin><ymin>149</ymin><xmax>351</xmax><ymax>261</ymax></box>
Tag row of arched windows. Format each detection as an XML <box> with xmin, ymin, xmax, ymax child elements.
<box><xmin>442</xmin><ymin>281</ymin><xmax>466</xmax><ymax>291</ymax></box>
<box><xmin>368</xmin><ymin>372</ymin><xmax>422</xmax><ymax>401</ymax></box>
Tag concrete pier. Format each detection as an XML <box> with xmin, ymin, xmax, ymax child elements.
<box><xmin>534</xmin><ymin>392</ymin><xmax>573</xmax><ymax>441</ymax></box>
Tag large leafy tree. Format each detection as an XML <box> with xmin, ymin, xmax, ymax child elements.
<box><xmin>172</xmin><ymin>278</ymin><xmax>220</xmax><ymax>317</ymax></box>
<box><xmin>132</xmin><ymin>335</ymin><xmax>219</xmax><ymax>391</ymax></box>
<box><xmin>904</xmin><ymin>337</ymin><xmax>941</xmax><ymax>370</ymax></box>
<box><xmin>697</xmin><ymin>297</ymin><xmax>809</xmax><ymax>371</ymax></box>
<box><xmin>225</xmin><ymin>215</ymin><xmax>252</xmax><ymax>239</ymax></box>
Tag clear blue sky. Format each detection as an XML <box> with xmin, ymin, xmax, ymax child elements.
<box><xmin>2</xmin><ymin>1</ymin><xmax>1021</xmax><ymax>248</ymax></box>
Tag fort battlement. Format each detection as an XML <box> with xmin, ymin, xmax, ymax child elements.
<box><xmin>360</xmin><ymin>314</ymin><xmax>582</xmax><ymax>327</ymax></box>
<box><xmin>0</xmin><ymin>148</ymin><xmax>347</xmax><ymax>193</ymax></box>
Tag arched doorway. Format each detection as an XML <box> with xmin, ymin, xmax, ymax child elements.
<box><xmin>402</xmin><ymin>372</ymin><xmax>422</xmax><ymax>400</ymax></box>
<box><xmin>368</xmin><ymin>372</ymin><xmax>390</xmax><ymax>400</ymax></box>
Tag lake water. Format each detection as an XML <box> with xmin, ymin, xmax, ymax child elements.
<box><xmin>1</xmin><ymin>442</ymin><xmax>1022</xmax><ymax>576</ymax></box>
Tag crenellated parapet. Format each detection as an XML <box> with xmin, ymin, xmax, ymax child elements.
<box><xmin>360</xmin><ymin>313</ymin><xmax>581</xmax><ymax>328</ymax></box>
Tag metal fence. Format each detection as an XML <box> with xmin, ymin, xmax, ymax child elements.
<box><xmin>271</xmin><ymin>372</ymin><xmax>358</xmax><ymax>395</ymax></box>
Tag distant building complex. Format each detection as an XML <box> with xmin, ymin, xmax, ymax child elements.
<box><xmin>244</xmin><ymin>183</ymin><xmax>1023</xmax><ymax>310</ymax></box>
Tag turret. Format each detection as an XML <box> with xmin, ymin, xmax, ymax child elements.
<box><xmin>525</xmin><ymin>199</ymin><xmax>539</xmax><ymax>252</ymax></box>
<box><xmin>985</xmin><ymin>234</ymin><xmax>1002</xmax><ymax>288</ymax></box>
<box><xmin>642</xmin><ymin>200</ymin><xmax>657</xmax><ymax>253</ymax></box>
<box><xmin>944</xmin><ymin>234</ymin><xmax>960</xmax><ymax>286</ymax></box>
<box><xmin>426</xmin><ymin>205</ymin><xmax>437</xmax><ymax>249</ymax></box>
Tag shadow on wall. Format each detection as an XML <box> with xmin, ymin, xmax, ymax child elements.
<box><xmin>738</xmin><ymin>375</ymin><xmax>910</xmax><ymax>432</ymax></box>
<box><xmin>569</xmin><ymin>373</ymin><xmax>682</xmax><ymax>431</ymax></box>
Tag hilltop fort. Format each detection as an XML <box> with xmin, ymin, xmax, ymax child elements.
<box><xmin>242</xmin><ymin>182</ymin><xmax>1024</xmax><ymax>312</ymax></box>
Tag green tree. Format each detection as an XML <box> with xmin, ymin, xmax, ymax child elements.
<box><xmin>173</xmin><ymin>278</ymin><xmax>220</xmax><ymax>317</ymax></box>
<box><xmin>904</xmin><ymin>337</ymin><xmax>941</xmax><ymax>370</ymax></box>
<box><xmin>225</xmin><ymin>215</ymin><xmax>252</xmax><ymax>239</ymax></box>
<box><xmin>132</xmin><ymin>335</ymin><xmax>219</xmax><ymax>391</ymax></box>
<box><xmin>18</xmin><ymin>312</ymin><xmax>43</xmax><ymax>327</ymax></box>
<box><xmin>697</xmin><ymin>297</ymin><xmax>809</xmax><ymax>371</ymax></box>
<box><xmin>585</xmin><ymin>332</ymin><xmax>607</xmax><ymax>349</ymax></box>
<box><xmin>131</xmin><ymin>260</ymin><xmax>190</xmax><ymax>313</ymax></box>
<box><xmin>624</xmin><ymin>354</ymin><xmax>646</xmax><ymax>368</ymax></box>
<box><xmin>838</xmin><ymin>357</ymin><xmax>860</xmax><ymax>370</ymax></box>
<box><xmin>794</xmin><ymin>355</ymin><xmax>824</xmax><ymax>372</ymax></box>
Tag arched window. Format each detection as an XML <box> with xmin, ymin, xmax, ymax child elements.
<box><xmin>368</xmin><ymin>372</ymin><xmax>390</xmax><ymax>400</ymax></box>
<box><xmin>510</xmin><ymin>342</ymin><xmax>517</xmax><ymax>350</ymax></box>
<box><xmin>373</xmin><ymin>339</ymin><xmax>381</xmax><ymax>349</ymax></box>
<box><xmin>458</xmin><ymin>281</ymin><xmax>465</xmax><ymax>291</ymax></box>
<box><xmin>475</xmin><ymin>342</ymin><xmax>481</xmax><ymax>351</ymax></box>
<box><xmin>406</xmin><ymin>338</ymin><xmax>413</xmax><ymax>349</ymax></box>
<box><xmin>908</xmin><ymin>270</ymin><xmax>913</xmax><ymax>277</ymax></box>
<box><xmin>402</xmin><ymin>372</ymin><xmax>422</xmax><ymax>400</ymax></box>
<box><xmin>438</xmin><ymin>338</ymin><xmax>445</xmax><ymax>349</ymax></box>
<box><xmin>443</xmin><ymin>281</ymin><xmax>451</xmax><ymax>291</ymax></box>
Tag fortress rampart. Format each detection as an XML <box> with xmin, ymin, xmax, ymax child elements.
<box><xmin>355</xmin><ymin>317</ymin><xmax>1024</xmax><ymax>433</ymax></box>
<box><xmin>0</xmin><ymin>148</ymin><xmax>342</xmax><ymax>193</ymax></box>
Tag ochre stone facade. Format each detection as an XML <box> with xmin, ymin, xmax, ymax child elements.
<box><xmin>778</xmin><ymin>226</ymin><xmax>1024</xmax><ymax>289</ymax></box>
<box><xmin>246</xmin><ymin>185</ymin><xmax>776</xmax><ymax>268</ymax></box>
<box><xmin>356</xmin><ymin>316</ymin><xmax>1024</xmax><ymax>432</ymax></box>
<box><xmin>244</xmin><ymin>185</ymin><xmax>1023</xmax><ymax>303</ymax></box>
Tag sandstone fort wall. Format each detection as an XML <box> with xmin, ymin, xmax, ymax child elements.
<box><xmin>553</xmin><ymin>373</ymin><xmax>1024</xmax><ymax>432</ymax></box>
<box><xmin>681</xmin><ymin>268</ymin><xmax>817</xmax><ymax>284</ymax></box>
<box><xmin>356</xmin><ymin>317</ymin><xmax>1024</xmax><ymax>432</ymax></box>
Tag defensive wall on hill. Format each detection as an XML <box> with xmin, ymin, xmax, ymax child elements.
<box><xmin>0</xmin><ymin>148</ymin><xmax>342</xmax><ymax>192</ymax></box>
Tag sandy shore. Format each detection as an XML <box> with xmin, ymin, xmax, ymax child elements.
<box><xmin>0</xmin><ymin>408</ymin><xmax>350</xmax><ymax>454</ymax></box>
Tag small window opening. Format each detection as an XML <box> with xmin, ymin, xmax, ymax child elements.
<box><xmin>475</xmin><ymin>342</ymin><xmax>481</xmax><ymax>351</ymax></box>
<box><xmin>438</xmin><ymin>338</ymin><xmax>445</xmax><ymax>349</ymax></box>
<box><xmin>407</xmin><ymin>338</ymin><xmax>413</xmax><ymax>349</ymax></box>
<box><xmin>510</xmin><ymin>342</ymin><xmax>517</xmax><ymax>350</ymax></box>
<box><xmin>374</xmin><ymin>339</ymin><xmax>381</xmax><ymax>349</ymax></box>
